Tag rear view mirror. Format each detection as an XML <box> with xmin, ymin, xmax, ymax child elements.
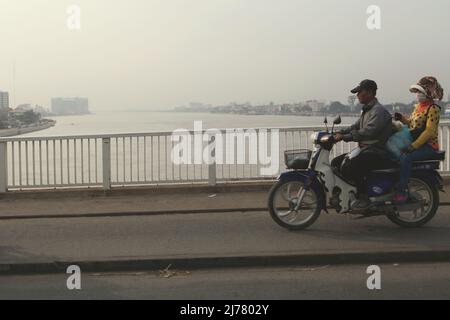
<box><xmin>333</xmin><ymin>115</ymin><xmax>342</xmax><ymax>125</ymax></box>
<box><xmin>323</xmin><ymin>116</ymin><xmax>329</xmax><ymax>132</ymax></box>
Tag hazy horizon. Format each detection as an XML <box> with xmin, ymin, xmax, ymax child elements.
<box><xmin>1</xmin><ymin>0</ymin><xmax>449</xmax><ymax>111</ymax></box>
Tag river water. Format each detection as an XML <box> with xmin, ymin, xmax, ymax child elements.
<box><xmin>18</xmin><ymin>111</ymin><xmax>358</xmax><ymax>137</ymax></box>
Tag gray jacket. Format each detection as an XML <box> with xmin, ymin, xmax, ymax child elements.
<box><xmin>341</xmin><ymin>98</ymin><xmax>392</xmax><ymax>148</ymax></box>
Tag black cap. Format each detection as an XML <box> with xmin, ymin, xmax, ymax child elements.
<box><xmin>350</xmin><ymin>79</ymin><xmax>378</xmax><ymax>94</ymax></box>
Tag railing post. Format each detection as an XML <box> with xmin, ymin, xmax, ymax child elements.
<box><xmin>208</xmin><ymin>135</ymin><xmax>216</xmax><ymax>186</ymax></box>
<box><xmin>102</xmin><ymin>137</ymin><xmax>111</xmax><ymax>190</ymax></box>
<box><xmin>0</xmin><ymin>141</ymin><xmax>7</xmax><ymax>193</ymax></box>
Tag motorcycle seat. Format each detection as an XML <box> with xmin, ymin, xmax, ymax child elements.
<box><xmin>371</xmin><ymin>151</ymin><xmax>445</xmax><ymax>173</ymax></box>
<box><xmin>410</xmin><ymin>160</ymin><xmax>441</xmax><ymax>170</ymax></box>
<box><xmin>371</xmin><ymin>160</ymin><xmax>441</xmax><ymax>173</ymax></box>
<box><xmin>434</xmin><ymin>151</ymin><xmax>446</xmax><ymax>161</ymax></box>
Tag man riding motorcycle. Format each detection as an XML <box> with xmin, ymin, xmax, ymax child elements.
<box><xmin>268</xmin><ymin>79</ymin><xmax>444</xmax><ymax>230</ymax></box>
<box><xmin>332</xmin><ymin>79</ymin><xmax>393</xmax><ymax>209</ymax></box>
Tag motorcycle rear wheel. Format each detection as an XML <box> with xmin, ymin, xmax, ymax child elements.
<box><xmin>387</xmin><ymin>177</ymin><xmax>439</xmax><ymax>228</ymax></box>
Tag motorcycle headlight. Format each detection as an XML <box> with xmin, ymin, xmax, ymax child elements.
<box><xmin>310</xmin><ymin>133</ymin><xmax>319</xmax><ymax>144</ymax></box>
<box><xmin>320</xmin><ymin>135</ymin><xmax>331</xmax><ymax>143</ymax></box>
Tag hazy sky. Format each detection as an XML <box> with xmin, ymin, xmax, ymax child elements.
<box><xmin>0</xmin><ymin>0</ymin><xmax>449</xmax><ymax>110</ymax></box>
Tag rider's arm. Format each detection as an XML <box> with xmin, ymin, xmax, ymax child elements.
<box><xmin>350</xmin><ymin>108</ymin><xmax>388</xmax><ymax>142</ymax></box>
<box><xmin>339</xmin><ymin>118</ymin><xmax>361</xmax><ymax>142</ymax></box>
<box><xmin>339</xmin><ymin>118</ymin><xmax>360</xmax><ymax>135</ymax></box>
<box><xmin>411</xmin><ymin>105</ymin><xmax>440</xmax><ymax>150</ymax></box>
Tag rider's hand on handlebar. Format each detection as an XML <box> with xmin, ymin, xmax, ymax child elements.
<box><xmin>333</xmin><ymin>133</ymin><xmax>344</xmax><ymax>142</ymax></box>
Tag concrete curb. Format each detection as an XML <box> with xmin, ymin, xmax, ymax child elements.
<box><xmin>3</xmin><ymin>203</ymin><xmax>450</xmax><ymax>221</ymax></box>
<box><xmin>0</xmin><ymin>181</ymin><xmax>273</xmax><ymax>200</ymax></box>
<box><xmin>2</xmin><ymin>249</ymin><xmax>450</xmax><ymax>275</ymax></box>
<box><xmin>0</xmin><ymin>207</ymin><xmax>267</xmax><ymax>220</ymax></box>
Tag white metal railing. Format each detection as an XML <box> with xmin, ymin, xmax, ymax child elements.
<box><xmin>0</xmin><ymin>123</ymin><xmax>449</xmax><ymax>192</ymax></box>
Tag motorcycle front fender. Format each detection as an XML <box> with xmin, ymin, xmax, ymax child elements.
<box><xmin>277</xmin><ymin>170</ymin><xmax>328</xmax><ymax>212</ymax></box>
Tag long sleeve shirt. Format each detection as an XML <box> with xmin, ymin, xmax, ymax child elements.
<box><xmin>409</xmin><ymin>102</ymin><xmax>440</xmax><ymax>150</ymax></box>
<box><xmin>340</xmin><ymin>98</ymin><xmax>392</xmax><ymax>148</ymax></box>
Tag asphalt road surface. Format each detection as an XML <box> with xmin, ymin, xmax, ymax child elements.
<box><xmin>1</xmin><ymin>208</ymin><xmax>450</xmax><ymax>264</ymax></box>
<box><xmin>1</xmin><ymin>263</ymin><xmax>449</xmax><ymax>299</ymax></box>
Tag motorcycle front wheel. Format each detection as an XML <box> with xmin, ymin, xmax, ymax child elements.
<box><xmin>268</xmin><ymin>180</ymin><xmax>322</xmax><ymax>230</ymax></box>
<box><xmin>387</xmin><ymin>177</ymin><xmax>439</xmax><ymax>228</ymax></box>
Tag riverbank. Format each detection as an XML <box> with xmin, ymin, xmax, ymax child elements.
<box><xmin>172</xmin><ymin>110</ymin><xmax>361</xmax><ymax>118</ymax></box>
<box><xmin>0</xmin><ymin>120</ymin><xmax>56</xmax><ymax>137</ymax></box>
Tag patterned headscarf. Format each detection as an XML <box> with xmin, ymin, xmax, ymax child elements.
<box><xmin>410</xmin><ymin>76</ymin><xmax>444</xmax><ymax>101</ymax></box>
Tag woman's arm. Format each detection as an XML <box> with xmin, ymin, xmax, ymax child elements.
<box><xmin>411</xmin><ymin>106</ymin><xmax>440</xmax><ymax>149</ymax></box>
<box><xmin>403</xmin><ymin>105</ymin><xmax>419</xmax><ymax>127</ymax></box>
<box><xmin>402</xmin><ymin>114</ymin><xmax>411</xmax><ymax>126</ymax></box>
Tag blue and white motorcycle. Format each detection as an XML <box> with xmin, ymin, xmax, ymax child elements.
<box><xmin>268</xmin><ymin>116</ymin><xmax>445</xmax><ymax>230</ymax></box>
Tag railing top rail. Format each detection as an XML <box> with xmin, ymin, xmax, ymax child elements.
<box><xmin>1</xmin><ymin>121</ymin><xmax>450</xmax><ymax>142</ymax></box>
<box><xmin>0</xmin><ymin>125</ymin><xmax>330</xmax><ymax>141</ymax></box>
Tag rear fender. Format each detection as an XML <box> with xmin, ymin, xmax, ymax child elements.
<box><xmin>412</xmin><ymin>170</ymin><xmax>444</xmax><ymax>192</ymax></box>
<box><xmin>277</xmin><ymin>170</ymin><xmax>327</xmax><ymax>212</ymax></box>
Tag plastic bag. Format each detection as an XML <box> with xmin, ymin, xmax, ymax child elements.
<box><xmin>386</xmin><ymin>125</ymin><xmax>412</xmax><ymax>160</ymax></box>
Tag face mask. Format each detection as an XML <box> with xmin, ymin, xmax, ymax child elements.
<box><xmin>417</xmin><ymin>92</ymin><xmax>428</xmax><ymax>103</ymax></box>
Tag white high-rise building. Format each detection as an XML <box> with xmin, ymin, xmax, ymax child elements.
<box><xmin>0</xmin><ymin>91</ymin><xmax>9</xmax><ymax>109</ymax></box>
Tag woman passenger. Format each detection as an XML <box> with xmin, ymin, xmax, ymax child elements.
<box><xmin>394</xmin><ymin>76</ymin><xmax>444</xmax><ymax>203</ymax></box>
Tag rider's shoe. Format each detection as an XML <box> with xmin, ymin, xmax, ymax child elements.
<box><xmin>393</xmin><ymin>193</ymin><xmax>408</xmax><ymax>204</ymax></box>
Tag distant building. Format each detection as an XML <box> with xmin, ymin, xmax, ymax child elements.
<box><xmin>16</xmin><ymin>104</ymin><xmax>34</xmax><ymax>112</ymax></box>
<box><xmin>33</xmin><ymin>105</ymin><xmax>49</xmax><ymax>116</ymax></box>
<box><xmin>15</xmin><ymin>104</ymin><xmax>49</xmax><ymax>116</ymax></box>
<box><xmin>305</xmin><ymin>100</ymin><xmax>325</xmax><ymax>112</ymax></box>
<box><xmin>51</xmin><ymin>97</ymin><xmax>89</xmax><ymax>115</ymax></box>
<box><xmin>0</xmin><ymin>91</ymin><xmax>9</xmax><ymax>109</ymax></box>
<box><xmin>347</xmin><ymin>95</ymin><xmax>357</xmax><ymax>112</ymax></box>
<box><xmin>188</xmin><ymin>102</ymin><xmax>212</xmax><ymax>112</ymax></box>
<box><xmin>445</xmin><ymin>102</ymin><xmax>450</xmax><ymax>117</ymax></box>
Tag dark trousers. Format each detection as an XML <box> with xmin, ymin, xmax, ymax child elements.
<box><xmin>397</xmin><ymin>144</ymin><xmax>438</xmax><ymax>194</ymax></box>
<box><xmin>331</xmin><ymin>148</ymin><xmax>390</xmax><ymax>195</ymax></box>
